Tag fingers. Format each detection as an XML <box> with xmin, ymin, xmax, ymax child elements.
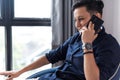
<box><xmin>88</xmin><ymin>21</ymin><xmax>98</xmax><ymax>35</ymax></box>
<box><xmin>0</xmin><ymin>71</ymin><xmax>13</xmax><ymax>80</ymax></box>
<box><xmin>6</xmin><ymin>76</ymin><xmax>13</xmax><ymax>80</ymax></box>
<box><xmin>88</xmin><ymin>21</ymin><xmax>94</xmax><ymax>30</ymax></box>
<box><xmin>94</xmin><ymin>34</ymin><xmax>98</xmax><ymax>39</ymax></box>
<box><xmin>80</xmin><ymin>26</ymin><xmax>87</xmax><ymax>34</ymax></box>
<box><xmin>0</xmin><ymin>72</ymin><xmax>8</xmax><ymax>75</ymax></box>
<box><xmin>0</xmin><ymin>71</ymin><xmax>16</xmax><ymax>80</ymax></box>
<box><xmin>0</xmin><ymin>71</ymin><xmax>12</xmax><ymax>75</ymax></box>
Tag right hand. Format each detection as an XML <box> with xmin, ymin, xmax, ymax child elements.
<box><xmin>0</xmin><ymin>71</ymin><xmax>21</xmax><ymax>80</ymax></box>
<box><xmin>80</xmin><ymin>22</ymin><xmax>98</xmax><ymax>44</ymax></box>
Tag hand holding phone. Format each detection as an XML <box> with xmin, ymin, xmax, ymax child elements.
<box><xmin>87</xmin><ymin>15</ymin><xmax>104</xmax><ymax>34</ymax></box>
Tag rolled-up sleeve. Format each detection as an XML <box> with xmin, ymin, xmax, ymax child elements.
<box><xmin>46</xmin><ymin>33</ymin><xmax>80</xmax><ymax>64</ymax></box>
<box><xmin>46</xmin><ymin>37</ymin><xmax>71</xmax><ymax>64</ymax></box>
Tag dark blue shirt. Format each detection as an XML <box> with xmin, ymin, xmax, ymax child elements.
<box><xmin>46</xmin><ymin>28</ymin><xmax>120</xmax><ymax>80</ymax></box>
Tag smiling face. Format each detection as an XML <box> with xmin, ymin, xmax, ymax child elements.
<box><xmin>73</xmin><ymin>6</ymin><xmax>91</xmax><ymax>31</ymax></box>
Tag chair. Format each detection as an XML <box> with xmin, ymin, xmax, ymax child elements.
<box><xmin>26</xmin><ymin>64</ymin><xmax>120</xmax><ymax>80</ymax></box>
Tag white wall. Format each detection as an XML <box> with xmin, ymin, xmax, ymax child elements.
<box><xmin>103</xmin><ymin>0</ymin><xmax>120</xmax><ymax>43</ymax></box>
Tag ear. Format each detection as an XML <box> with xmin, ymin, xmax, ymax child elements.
<box><xmin>95</xmin><ymin>13</ymin><xmax>102</xmax><ymax>19</ymax></box>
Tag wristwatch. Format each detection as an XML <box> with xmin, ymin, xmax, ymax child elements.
<box><xmin>82</xmin><ymin>43</ymin><xmax>93</xmax><ymax>51</ymax></box>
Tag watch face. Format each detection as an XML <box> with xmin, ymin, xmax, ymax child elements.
<box><xmin>85</xmin><ymin>43</ymin><xmax>93</xmax><ymax>50</ymax></box>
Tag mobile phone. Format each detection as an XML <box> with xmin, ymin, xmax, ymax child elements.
<box><xmin>87</xmin><ymin>15</ymin><xmax>104</xmax><ymax>34</ymax></box>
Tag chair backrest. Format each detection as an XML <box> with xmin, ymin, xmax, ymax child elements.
<box><xmin>109</xmin><ymin>63</ymin><xmax>120</xmax><ymax>80</ymax></box>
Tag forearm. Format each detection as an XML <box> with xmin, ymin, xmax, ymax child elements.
<box><xmin>81</xmin><ymin>20</ymin><xmax>100</xmax><ymax>80</ymax></box>
<box><xmin>18</xmin><ymin>55</ymin><xmax>50</xmax><ymax>75</ymax></box>
<box><xmin>84</xmin><ymin>50</ymin><xmax>100</xmax><ymax>80</ymax></box>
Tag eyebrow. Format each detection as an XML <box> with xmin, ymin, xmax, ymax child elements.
<box><xmin>74</xmin><ymin>15</ymin><xmax>86</xmax><ymax>20</ymax></box>
<box><xmin>78</xmin><ymin>16</ymin><xmax>85</xmax><ymax>18</ymax></box>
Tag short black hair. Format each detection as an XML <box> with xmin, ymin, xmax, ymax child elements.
<box><xmin>72</xmin><ymin>0</ymin><xmax>104</xmax><ymax>15</ymax></box>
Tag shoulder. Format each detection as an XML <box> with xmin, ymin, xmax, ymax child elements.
<box><xmin>94</xmin><ymin>33</ymin><xmax>120</xmax><ymax>53</ymax></box>
<box><xmin>102</xmin><ymin>34</ymin><xmax>119</xmax><ymax>47</ymax></box>
<box><xmin>69</xmin><ymin>32</ymin><xmax>80</xmax><ymax>43</ymax></box>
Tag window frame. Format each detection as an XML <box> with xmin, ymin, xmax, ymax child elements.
<box><xmin>0</xmin><ymin>0</ymin><xmax>51</xmax><ymax>70</ymax></box>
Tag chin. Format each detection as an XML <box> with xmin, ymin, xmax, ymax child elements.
<box><xmin>76</xmin><ymin>27</ymin><xmax>81</xmax><ymax>30</ymax></box>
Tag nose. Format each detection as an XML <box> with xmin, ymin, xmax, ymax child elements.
<box><xmin>75</xmin><ymin>20</ymin><xmax>81</xmax><ymax>28</ymax></box>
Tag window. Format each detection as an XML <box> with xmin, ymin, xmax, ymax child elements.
<box><xmin>0</xmin><ymin>27</ymin><xmax>5</xmax><ymax>80</ymax></box>
<box><xmin>14</xmin><ymin>0</ymin><xmax>51</xmax><ymax>18</ymax></box>
<box><xmin>0</xmin><ymin>27</ymin><xmax>5</xmax><ymax>71</ymax></box>
<box><xmin>12</xmin><ymin>26</ymin><xmax>52</xmax><ymax>70</ymax></box>
<box><xmin>0</xmin><ymin>0</ymin><xmax>52</xmax><ymax>79</ymax></box>
<box><xmin>12</xmin><ymin>26</ymin><xmax>52</xmax><ymax>79</ymax></box>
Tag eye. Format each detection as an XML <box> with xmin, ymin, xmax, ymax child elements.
<box><xmin>78</xmin><ymin>18</ymin><xmax>84</xmax><ymax>21</ymax></box>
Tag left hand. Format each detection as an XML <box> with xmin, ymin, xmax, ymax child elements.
<box><xmin>80</xmin><ymin>21</ymin><xmax>98</xmax><ymax>44</ymax></box>
<box><xmin>0</xmin><ymin>71</ymin><xmax>20</xmax><ymax>80</ymax></box>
